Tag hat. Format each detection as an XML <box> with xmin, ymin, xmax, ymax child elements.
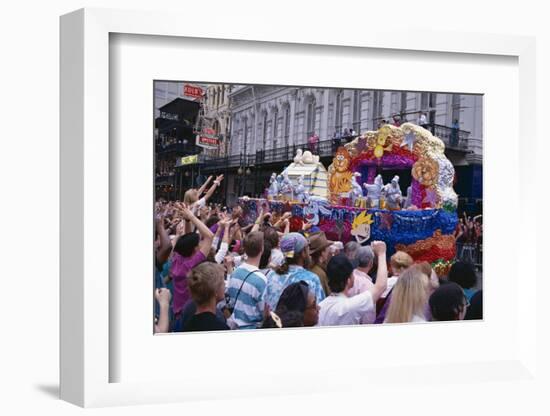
<box><xmin>280</xmin><ymin>232</ymin><xmax>308</xmax><ymax>258</ymax></box>
<box><xmin>308</xmin><ymin>232</ymin><xmax>334</xmax><ymax>255</ymax></box>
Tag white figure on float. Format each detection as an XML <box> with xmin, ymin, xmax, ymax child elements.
<box><xmin>293</xmin><ymin>149</ymin><xmax>304</xmax><ymax>166</ymax></box>
<box><xmin>280</xmin><ymin>170</ymin><xmax>294</xmax><ymax>200</ymax></box>
<box><xmin>267</xmin><ymin>172</ymin><xmax>279</xmax><ymax>199</ymax></box>
<box><xmin>302</xmin><ymin>150</ymin><xmax>320</xmax><ymax>165</ymax></box>
<box><xmin>385</xmin><ymin>175</ymin><xmax>403</xmax><ymax>210</ymax></box>
<box><xmin>351</xmin><ymin>172</ymin><xmax>364</xmax><ymax>205</ymax></box>
<box><xmin>294</xmin><ymin>175</ymin><xmax>310</xmax><ymax>204</ymax></box>
<box><xmin>363</xmin><ymin>174</ymin><xmax>384</xmax><ymax>208</ymax></box>
<box><xmin>404</xmin><ymin>185</ymin><xmax>412</xmax><ymax>209</ymax></box>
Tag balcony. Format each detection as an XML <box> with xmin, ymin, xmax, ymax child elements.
<box><xmin>431</xmin><ymin>124</ymin><xmax>470</xmax><ymax>151</ymax></box>
<box><xmin>200</xmin><ymin>138</ymin><xmax>347</xmax><ymax>171</ymax></box>
<box><xmin>199</xmin><ymin>124</ymin><xmax>471</xmax><ymax>172</ymax></box>
<box><xmin>156</xmin><ymin>142</ymin><xmax>200</xmax><ymax>156</ymax></box>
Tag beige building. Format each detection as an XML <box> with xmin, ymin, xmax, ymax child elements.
<box><xmin>203</xmin><ymin>84</ymin><xmax>232</xmax><ymax>157</ymax></box>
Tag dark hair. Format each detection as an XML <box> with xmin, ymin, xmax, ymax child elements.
<box><xmin>261</xmin><ymin>309</ymin><xmax>304</xmax><ymax>328</ymax></box>
<box><xmin>263</xmin><ymin>226</ymin><xmax>280</xmax><ymax>248</ymax></box>
<box><xmin>205</xmin><ymin>215</ymin><xmax>219</xmax><ymax>228</ymax></box>
<box><xmin>326</xmin><ymin>254</ymin><xmax>354</xmax><ymax>293</ymax></box>
<box><xmin>259</xmin><ymin>240</ymin><xmax>274</xmax><ymax>270</ymax></box>
<box><xmin>276</xmin><ymin>281</ymin><xmax>309</xmax><ymax>314</ymax></box>
<box><xmin>448</xmin><ymin>261</ymin><xmax>477</xmax><ymax>289</ymax></box>
<box><xmin>429</xmin><ymin>282</ymin><xmax>466</xmax><ymax>321</ymax></box>
<box><xmin>174</xmin><ymin>232</ymin><xmax>200</xmax><ymax>257</ymax></box>
<box><xmin>261</xmin><ymin>281</ymin><xmax>310</xmax><ymax>328</ymax></box>
<box><xmin>243</xmin><ymin>231</ymin><xmax>264</xmax><ymax>258</ymax></box>
<box><xmin>465</xmin><ymin>290</ymin><xmax>482</xmax><ymax>320</ymax></box>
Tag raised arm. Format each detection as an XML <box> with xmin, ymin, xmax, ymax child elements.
<box><xmin>214</xmin><ymin>217</ymin><xmax>232</xmax><ymax>264</ymax></box>
<box><xmin>197</xmin><ymin>175</ymin><xmax>213</xmax><ymax>196</ymax></box>
<box><xmin>202</xmin><ymin>174</ymin><xmax>224</xmax><ymax>204</ymax></box>
<box><xmin>181</xmin><ymin>203</ymin><xmax>214</xmax><ymax>257</ymax></box>
<box><xmin>154</xmin><ymin>288</ymin><xmax>172</xmax><ymax>334</ymax></box>
<box><xmin>155</xmin><ymin>214</ymin><xmax>172</xmax><ymax>266</ymax></box>
<box><xmin>251</xmin><ymin>209</ymin><xmax>268</xmax><ymax>233</ymax></box>
<box><xmin>369</xmin><ymin>241</ymin><xmax>388</xmax><ymax>302</ymax></box>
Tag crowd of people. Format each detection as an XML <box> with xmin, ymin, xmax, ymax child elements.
<box><xmin>454</xmin><ymin>212</ymin><xmax>483</xmax><ymax>267</ymax></box>
<box><xmin>154</xmin><ymin>174</ymin><xmax>483</xmax><ymax>333</ymax></box>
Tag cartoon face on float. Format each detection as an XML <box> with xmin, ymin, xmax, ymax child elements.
<box><xmin>334</xmin><ymin>147</ymin><xmax>351</xmax><ymax>172</ymax></box>
<box><xmin>329</xmin><ymin>147</ymin><xmax>353</xmax><ymax>198</ymax></box>
<box><xmin>350</xmin><ymin>211</ymin><xmax>374</xmax><ymax>244</ymax></box>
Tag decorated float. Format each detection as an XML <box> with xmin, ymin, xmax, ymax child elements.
<box><xmin>239</xmin><ymin>123</ymin><xmax>459</xmax><ymax>275</ymax></box>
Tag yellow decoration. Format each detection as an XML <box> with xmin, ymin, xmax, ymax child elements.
<box><xmin>328</xmin><ymin>146</ymin><xmax>353</xmax><ymax>201</ymax></box>
<box><xmin>372</xmin><ymin>125</ymin><xmax>393</xmax><ymax>159</ymax></box>
<box><xmin>412</xmin><ymin>157</ymin><xmax>439</xmax><ymax>187</ymax></box>
<box><xmin>352</xmin><ymin>211</ymin><xmax>374</xmax><ymax>230</ymax></box>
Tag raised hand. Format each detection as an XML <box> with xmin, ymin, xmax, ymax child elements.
<box><xmin>154</xmin><ymin>288</ymin><xmax>172</xmax><ymax>306</ymax></box>
<box><xmin>371</xmin><ymin>240</ymin><xmax>387</xmax><ymax>256</ymax></box>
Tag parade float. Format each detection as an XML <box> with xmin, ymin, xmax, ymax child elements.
<box><xmin>238</xmin><ymin>123</ymin><xmax>459</xmax><ymax>275</ymax></box>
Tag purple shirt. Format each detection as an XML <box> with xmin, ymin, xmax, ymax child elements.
<box><xmin>170</xmin><ymin>251</ymin><xmax>206</xmax><ymax>314</ymax></box>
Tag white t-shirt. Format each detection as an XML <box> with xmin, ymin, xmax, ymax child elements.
<box><xmin>190</xmin><ymin>197</ymin><xmax>206</xmax><ymax>215</ymax></box>
<box><xmin>269</xmin><ymin>248</ymin><xmax>285</xmax><ymax>268</ymax></box>
<box><xmin>318</xmin><ymin>291</ymin><xmax>375</xmax><ymax>326</ymax></box>
<box><xmin>410</xmin><ymin>314</ymin><xmax>427</xmax><ymax>323</ymax></box>
<box><xmin>381</xmin><ymin>276</ymin><xmax>398</xmax><ymax>298</ymax></box>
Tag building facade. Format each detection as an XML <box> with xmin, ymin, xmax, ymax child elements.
<box><xmin>227</xmin><ymin>86</ymin><xmax>482</xmax><ymax>161</ymax></box>
<box><xmin>203</xmin><ymin>84</ymin><xmax>232</xmax><ymax>157</ymax></box>
<box><xmin>220</xmin><ymin>85</ymin><xmax>482</xmax><ymax>207</ymax></box>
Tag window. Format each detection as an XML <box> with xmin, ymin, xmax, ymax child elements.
<box><xmin>335</xmin><ymin>90</ymin><xmax>343</xmax><ymax>133</ymax></box>
<box><xmin>400</xmin><ymin>91</ymin><xmax>407</xmax><ymax>117</ymax></box>
<box><xmin>244</xmin><ymin>118</ymin><xmax>248</xmax><ymax>154</ymax></box>
<box><xmin>284</xmin><ymin>105</ymin><xmax>290</xmax><ymax>146</ymax></box>
<box><xmin>306</xmin><ymin>97</ymin><xmax>316</xmax><ymax>138</ymax></box>
<box><xmin>451</xmin><ymin>94</ymin><xmax>461</xmax><ymax>123</ymax></box>
<box><xmin>263</xmin><ymin>112</ymin><xmax>268</xmax><ymax>148</ymax></box>
<box><xmin>273</xmin><ymin>108</ymin><xmax>279</xmax><ymax>141</ymax></box>
<box><xmin>372</xmin><ymin>90</ymin><xmax>383</xmax><ymax>129</ymax></box>
<box><xmin>353</xmin><ymin>90</ymin><xmax>362</xmax><ymax>133</ymax></box>
<box><xmin>421</xmin><ymin>92</ymin><xmax>428</xmax><ymax>110</ymax></box>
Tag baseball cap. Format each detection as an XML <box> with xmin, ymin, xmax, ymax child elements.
<box><xmin>280</xmin><ymin>232</ymin><xmax>308</xmax><ymax>258</ymax></box>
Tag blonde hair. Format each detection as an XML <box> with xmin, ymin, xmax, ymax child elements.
<box><xmin>187</xmin><ymin>262</ymin><xmax>225</xmax><ymax>306</ymax></box>
<box><xmin>385</xmin><ymin>267</ymin><xmax>429</xmax><ymax>323</ymax></box>
<box><xmin>415</xmin><ymin>262</ymin><xmax>439</xmax><ymax>292</ymax></box>
<box><xmin>183</xmin><ymin>189</ymin><xmax>199</xmax><ymax>205</ymax></box>
<box><xmin>390</xmin><ymin>251</ymin><xmax>414</xmax><ymax>275</ymax></box>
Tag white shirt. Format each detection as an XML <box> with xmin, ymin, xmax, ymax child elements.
<box><xmin>418</xmin><ymin>114</ymin><xmax>427</xmax><ymax>125</ymax></box>
<box><xmin>318</xmin><ymin>291</ymin><xmax>375</xmax><ymax>326</ymax></box>
<box><xmin>190</xmin><ymin>197</ymin><xmax>206</xmax><ymax>215</ymax></box>
<box><xmin>381</xmin><ymin>276</ymin><xmax>398</xmax><ymax>298</ymax></box>
<box><xmin>269</xmin><ymin>248</ymin><xmax>285</xmax><ymax>268</ymax></box>
<box><xmin>411</xmin><ymin>314</ymin><xmax>427</xmax><ymax>323</ymax></box>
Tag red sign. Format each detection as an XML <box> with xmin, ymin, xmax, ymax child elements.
<box><xmin>196</xmin><ymin>134</ymin><xmax>220</xmax><ymax>149</ymax></box>
<box><xmin>183</xmin><ymin>84</ymin><xmax>204</xmax><ymax>99</ymax></box>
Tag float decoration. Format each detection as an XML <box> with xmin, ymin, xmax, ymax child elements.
<box><xmin>242</xmin><ymin>123</ymin><xmax>459</xmax><ymax>263</ymax></box>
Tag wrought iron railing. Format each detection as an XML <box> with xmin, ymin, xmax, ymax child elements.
<box><xmin>197</xmin><ymin>124</ymin><xmax>469</xmax><ymax>171</ymax></box>
<box><xmin>432</xmin><ymin>124</ymin><xmax>470</xmax><ymax>150</ymax></box>
<box><xmin>156</xmin><ymin>142</ymin><xmax>200</xmax><ymax>155</ymax></box>
<box><xmin>200</xmin><ymin>138</ymin><xmax>347</xmax><ymax>170</ymax></box>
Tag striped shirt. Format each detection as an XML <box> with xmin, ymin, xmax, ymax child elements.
<box><xmin>226</xmin><ymin>263</ymin><xmax>267</xmax><ymax>330</ymax></box>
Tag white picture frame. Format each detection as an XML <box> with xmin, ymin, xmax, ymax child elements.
<box><xmin>60</xmin><ymin>7</ymin><xmax>539</xmax><ymax>408</ymax></box>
